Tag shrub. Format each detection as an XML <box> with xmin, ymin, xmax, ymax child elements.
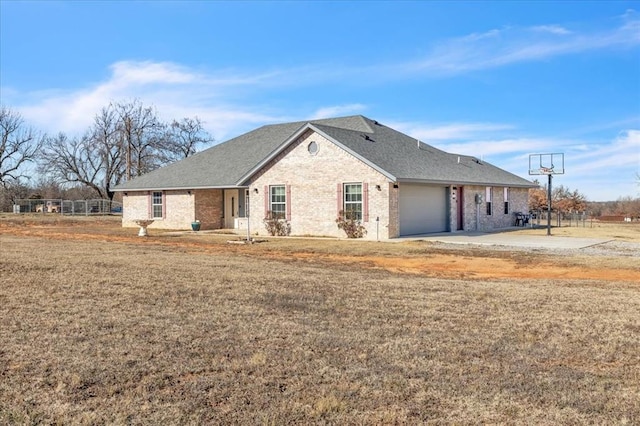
<box><xmin>336</xmin><ymin>210</ymin><xmax>367</xmax><ymax>238</ymax></box>
<box><xmin>263</xmin><ymin>211</ymin><xmax>291</xmax><ymax>236</ymax></box>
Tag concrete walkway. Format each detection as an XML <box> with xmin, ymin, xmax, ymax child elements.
<box><xmin>399</xmin><ymin>230</ymin><xmax>612</xmax><ymax>249</ymax></box>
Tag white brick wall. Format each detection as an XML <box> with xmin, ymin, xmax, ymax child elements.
<box><xmin>247</xmin><ymin>130</ymin><xmax>394</xmax><ymax>240</ymax></box>
<box><xmin>459</xmin><ymin>186</ymin><xmax>529</xmax><ymax>231</ymax></box>
<box><xmin>122</xmin><ymin>190</ymin><xmax>197</xmax><ymax>230</ymax></box>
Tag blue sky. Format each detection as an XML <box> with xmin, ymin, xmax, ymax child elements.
<box><xmin>1</xmin><ymin>1</ymin><xmax>639</xmax><ymax>201</ymax></box>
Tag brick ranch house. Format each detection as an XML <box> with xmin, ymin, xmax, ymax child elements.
<box><xmin>114</xmin><ymin>115</ymin><xmax>536</xmax><ymax>240</ymax></box>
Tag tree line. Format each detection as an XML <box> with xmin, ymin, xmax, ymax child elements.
<box><xmin>528</xmin><ymin>179</ymin><xmax>640</xmax><ymax>219</ymax></box>
<box><xmin>1</xmin><ymin>101</ymin><xmax>212</xmax><ymax>209</ymax></box>
<box><xmin>528</xmin><ymin>181</ymin><xmax>588</xmax><ymax>214</ymax></box>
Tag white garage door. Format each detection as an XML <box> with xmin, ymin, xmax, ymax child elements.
<box><xmin>399</xmin><ymin>184</ymin><xmax>448</xmax><ymax>236</ymax></box>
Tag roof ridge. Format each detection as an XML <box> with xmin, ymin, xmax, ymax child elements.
<box><xmin>309</xmin><ymin>115</ymin><xmax>374</xmax><ymax>133</ymax></box>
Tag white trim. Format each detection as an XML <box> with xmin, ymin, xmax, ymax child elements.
<box><xmin>343</xmin><ymin>182</ymin><xmax>363</xmax><ymax>221</ymax></box>
<box><xmin>151</xmin><ymin>191</ymin><xmax>164</xmax><ymax>219</ymax></box>
<box><xmin>269</xmin><ymin>185</ymin><xmax>287</xmax><ymax>219</ymax></box>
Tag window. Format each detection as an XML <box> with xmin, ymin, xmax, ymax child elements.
<box><xmin>485</xmin><ymin>187</ymin><xmax>493</xmax><ymax>216</ymax></box>
<box><xmin>269</xmin><ymin>185</ymin><xmax>286</xmax><ymax>219</ymax></box>
<box><xmin>503</xmin><ymin>187</ymin><xmax>510</xmax><ymax>214</ymax></box>
<box><xmin>344</xmin><ymin>183</ymin><xmax>363</xmax><ymax>220</ymax></box>
<box><xmin>152</xmin><ymin>191</ymin><xmax>164</xmax><ymax>219</ymax></box>
<box><xmin>308</xmin><ymin>141</ymin><xmax>319</xmax><ymax>155</ymax></box>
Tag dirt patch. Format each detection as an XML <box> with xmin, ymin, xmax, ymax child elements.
<box><xmin>2</xmin><ymin>217</ymin><xmax>638</xmax><ymax>283</ymax></box>
<box><xmin>284</xmin><ymin>252</ymin><xmax>639</xmax><ymax>283</ymax></box>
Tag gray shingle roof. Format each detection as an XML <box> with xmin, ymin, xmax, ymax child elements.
<box><xmin>114</xmin><ymin>115</ymin><xmax>534</xmax><ymax>191</ymax></box>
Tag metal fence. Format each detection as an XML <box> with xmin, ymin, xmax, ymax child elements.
<box><xmin>12</xmin><ymin>199</ymin><xmax>123</xmax><ymax>216</ymax></box>
<box><xmin>530</xmin><ymin>210</ymin><xmax>589</xmax><ymax>227</ymax></box>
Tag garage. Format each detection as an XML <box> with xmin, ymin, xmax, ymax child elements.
<box><xmin>399</xmin><ymin>184</ymin><xmax>448</xmax><ymax>236</ymax></box>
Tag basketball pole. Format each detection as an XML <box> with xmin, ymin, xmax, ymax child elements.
<box><xmin>529</xmin><ymin>153</ymin><xmax>564</xmax><ymax>237</ymax></box>
<box><xmin>547</xmin><ymin>173</ymin><xmax>552</xmax><ymax>236</ymax></box>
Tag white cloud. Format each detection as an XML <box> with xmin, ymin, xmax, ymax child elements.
<box><xmin>405</xmin><ymin>14</ymin><xmax>640</xmax><ymax>75</ymax></box>
<box><xmin>531</xmin><ymin>25</ymin><xmax>572</xmax><ymax>35</ymax></box>
<box><xmin>8</xmin><ymin>60</ymin><xmax>370</xmax><ymax>140</ymax></box>
<box><xmin>570</xmin><ymin>129</ymin><xmax>640</xmax><ymax>173</ymax></box>
<box><xmin>444</xmin><ymin>131</ymin><xmax>638</xmax><ymax>171</ymax></box>
<box><xmin>392</xmin><ymin>121</ymin><xmax>515</xmax><ymax>142</ymax></box>
<box><xmin>439</xmin><ymin>138</ymin><xmax>563</xmax><ymax>157</ymax></box>
<box><xmin>109</xmin><ymin>61</ymin><xmax>198</xmax><ymax>86</ymax></box>
<box><xmin>11</xmin><ymin>61</ymin><xmax>289</xmax><ymax>141</ymax></box>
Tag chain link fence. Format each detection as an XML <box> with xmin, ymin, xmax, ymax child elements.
<box><xmin>529</xmin><ymin>210</ymin><xmax>589</xmax><ymax>227</ymax></box>
<box><xmin>12</xmin><ymin>199</ymin><xmax>122</xmax><ymax>215</ymax></box>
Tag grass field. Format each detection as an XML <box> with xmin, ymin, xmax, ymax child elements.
<box><xmin>1</xmin><ymin>216</ymin><xmax>639</xmax><ymax>424</ymax></box>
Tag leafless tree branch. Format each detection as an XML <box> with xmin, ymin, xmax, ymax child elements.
<box><xmin>0</xmin><ymin>107</ymin><xmax>43</xmax><ymax>188</ymax></box>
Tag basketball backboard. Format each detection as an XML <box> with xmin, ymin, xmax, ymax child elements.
<box><xmin>529</xmin><ymin>153</ymin><xmax>564</xmax><ymax>175</ymax></box>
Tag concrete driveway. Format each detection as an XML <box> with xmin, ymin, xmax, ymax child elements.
<box><xmin>401</xmin><ymin>230</ymin><xmax>611</xmax><ymax>249</ymax></box>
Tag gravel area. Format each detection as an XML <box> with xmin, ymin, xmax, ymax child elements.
<box><xmin>428</xmin><ymin>240</ymin><xmax>640</xmax><ymax>258</ymax></box>
<box><xmin>575</xmin><ymin>240</ymin><xmax>640</xmax><ymax>257</ymax></box>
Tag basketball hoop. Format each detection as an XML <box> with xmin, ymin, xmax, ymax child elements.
<box><xmin>528</xmin><ymin>153</ymin><xmax>564</xmax><ymax>176</ymax></box>
<box><xmin>528</xmin><ymin>153</ymin><xmax>566</xmax><ymax>236</ymax></box>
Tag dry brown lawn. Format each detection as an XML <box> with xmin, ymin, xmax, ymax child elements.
<box><xmin>1</xmin><ymin>215</ymin><xmax>639</xmax><ymax>424</ymax></box>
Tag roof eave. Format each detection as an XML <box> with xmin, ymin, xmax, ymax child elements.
<box><xmin>396</xmin><ymin>178</ymin><xmax>537</xmax><ymax>188</ymax></box>
<box><xmin>115</xmin><ymin>184</ymin><xmax>248</xmax><ymax>192</ymax></box>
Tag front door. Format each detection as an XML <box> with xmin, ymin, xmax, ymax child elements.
<box><xmin>224</xmin><ymin>189</ymin><xmax>238</xmax><ymax>229</ymax></box>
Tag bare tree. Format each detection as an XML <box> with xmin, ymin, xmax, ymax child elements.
<box><xmin>613</xmin><ymin>195</ymin><xmax>640</xmax><ymax>218</ymax></box>
<box><xmin>0</xmin><ymin>107</ymin><xmax>43</xmax><ymax>188</ymax></box>
<box><xmin>116</xmin><ymin>101</ymin><xmax>213</xmax><ymax>178</ymax></box>
<box><xmin>115</xmin><ymin>99</ymin><xmax>165</xmax><ymax>179</ymax></box>
<box><xmin>39</xmin><ymin>100</ymin><xmax>214</xmax><ymax>199</ymax></box>
<box><xmin>0</xmin><ymin>180</ymin><xmax>30</xmax><ymax>211</ymax></box>
<box><xmin>40</xmin><ymin>105</ymin><xmax>124</xmax><ymax>201</ymax></box>
<box><xmin>162</xmin><ymin>117</ymin><xmax>213</xmax><ymax>162</ymax></box>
